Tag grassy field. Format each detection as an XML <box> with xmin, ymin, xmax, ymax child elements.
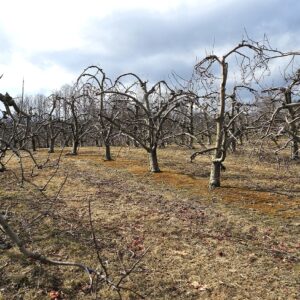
<box><xmin>0</xmin><ymin>146</ymin><xmax>299</xmax><ymax>299</ymax></box>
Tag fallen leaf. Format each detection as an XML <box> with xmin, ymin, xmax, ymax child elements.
<box><xmin>198</xmin><ymin>284</ymin><xmax>209</xmax><ymax>291</ymax></box>
<box><xmin>49</xmin><ymin>290</ymin><xmax>60</xmax><ymax>300</ymax></box>
<box><xmin>190</xmin><ymin>281</ymin><xmax>201</xmax><ymax>289</ymax></box>
<box><xmin>190</xmin><ymin>281</ymin><xmax>209</xmax><ymax>291</ymax></box>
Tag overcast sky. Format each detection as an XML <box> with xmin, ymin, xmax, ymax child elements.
<box><xmin>1</xmin><ymin>0</ymin><xmax>300</xmax><ymax>97</ymax></box>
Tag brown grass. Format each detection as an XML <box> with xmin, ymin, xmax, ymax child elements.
<box><xmin>0</xmin><ymin>146</ymin><xmax>299</xmax><ymax>299</ymax></box>
<box><xmin>92</xmin><ymin>146</ymin><xmax>300</xmax><ymax>218</ymax></box>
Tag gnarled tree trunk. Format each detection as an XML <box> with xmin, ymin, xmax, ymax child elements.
<box><xmin>284</xmin><ymin>89</ymin><xmax>299</xmax><ymax>160</ymax></box>
<box><xmin>209</xmin><ymin>59</ymin><xmax>228</xmax><ymax>189</ymax></box>
<box><xmin>291</xmin><ymin>141</ymin><xmax>299</xmax><ymax>160</ymax></box>
<box><xmin>105</xmin><ymin>143</ymin><xmax>112</xmax><ymax>161</ymax></box>
<box><xmin>71</xmin><ymin>139</ymin><xmax>79</xmax><ymax>155</ymax></box>
<box><xmin>31</xmin><ymin>136</ymin><xmax>37</xmax><ymax>152</ymax></box>
<box><xmin>48</xmin><ymin>137</ymin><xmax>55</xmax><ymax>153</ymax></box>
<box><xmin>209</xmin><ymin>161</ymin><xmax>222</xmax><ymax>188</ymax></box>
<box><xmin>148</xmin><ymin>148</ymin><xmax>160</xmax><ymax>172</ymax></box>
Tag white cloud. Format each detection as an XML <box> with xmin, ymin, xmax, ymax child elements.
<box><xmin>0</xmin><ymin>0</ymin><xmax>231</xmax><ymax>53</ymax></box>
<box><xmin>0</xmin><ymin>0</ymin><xmax>300</xmax><ymax>97</ymax></box>
<box><xmin>0</xmin><ymin>52</ymin><xmax>74</xmax><ymax>95</ymax></box>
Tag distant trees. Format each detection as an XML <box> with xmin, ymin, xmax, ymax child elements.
<box><xmin>1</xmin><ymin>35</ymin><xmax>300</xmax><ymax>298</ymax></box>
<box><xmin>262</xmin><ymin>73</ymin><xmax>300</xmax><ymax>160</ymax></box>
<box><xmin>76</xmin><ymin>66</ymin><xmax>118</xmax><ymax>161</ymax></box>
<box><xmin>0</xmin><ymin>92</ymin><xmax>32</xmax><ymax>170</ymax></box>
<box><xmin>44</xmin><ymin>95</ymin><xmax>64</xmax><ymax>153</ymax></box>
<box><xmin>1</xmin><ymin>38</ymin><xmax>299</xmax><ymax>187</ymax></box>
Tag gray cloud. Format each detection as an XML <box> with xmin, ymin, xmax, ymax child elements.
<box><xmin>29</xmin><ymin>0</ymin><xmax>300</xmax><ymax>85</ymax></box>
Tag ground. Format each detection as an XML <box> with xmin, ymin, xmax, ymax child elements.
<box><xmin>0</xmin><ymin>146</ymin><xmax>299</xmax><ymax>299</ymax></box>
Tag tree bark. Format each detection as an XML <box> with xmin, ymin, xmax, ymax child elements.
<box><xmin>284</xmin><ymin>90</ymin><xmax>299</xmax><ymax>160</ymax></box>
<box><xmin>148</xmin><ymin>148</ymin><xmax>160</xmax><ymax>172</ymax></box>
<box><xmin>231</xmin><ymin>136</ymin><xmax>237</xmax><ymax>153</ymax></box>
<box><xmin>0</xmin><ymin>162</ymin><xmax>6</xmax><ymax>172</ymax></box>
<box><xmin>31</xmin><ymin>136</ymin><xmax>36</xmax><ymax>152</ymax></box>
<box><xmin>46</xmin><ymin>133</ymin><xmax>50</xmax><ymax>148</ymax></box>
<box><xmin>203</xmin><ymin>108</ymin><xmax>212</xmax><ymax>145</ymax></box>
<box><xmin>48</xmin><ymin>138</ymin><xmax>55</xmax><ymax>153</ymax></box>
<box><xmin>291</xmin><ymin>141</ymin><xmax>299</xmax><ymax>160</ymax></box>
<box><xmin>105</xmin><ymin>143</ymin><xmax>112</xmax><ymax>161</ymax></box>
<box><xmin>189</xmin><ymin>101</ymin><xmax>194</xmax><ymax>148</ymax></box>
<box><xmin>71</xmin><ymin>139</ymin><xmax>79</xmax><ymax>155</ymax></box>
<box><xmin>209</xmin><ymin>161</ymin><xmax>221</xmax><ymax>188</ymax></box>
<box><xmin>209</xmin><ymin>59</ymin><xmax>228</xmax><ymax>189</ymax></box>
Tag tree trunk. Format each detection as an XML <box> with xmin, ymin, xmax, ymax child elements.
<box><xmin>48</xmin><ymin>138</ymin><xmax>55</xmax><ymax>153</ymax></box>
<box><xmin>204</xmin><ymin>109</ymin><xmax>212</xmax><ymax>145</ymax></box>
<box><xmin>134</xmin><ymin>105</ymin><xmax>140</xmax><ymax>147</ymax></box>
<box><xmin>71</xmin><ymin>139</ymin><xmax>79</xmax><ymax>155</ymax></box>
<box><xmin>285</xmin><ymin>90</ymin><xmax>299</xmax><ymax>160</ymax></box>
<box><xmin>189</xmin><ymin>102</ymin><xmax>194</xmax><ymax>149</ymax></box>
<box><xmin>0</xmin><ymin>161</ymin><xmax>6</xmax><ymax>172</ymax></box>
<box><xmin>36</xmin><ymin>136</ymin><xmax>41</xmax><ymax>148</ymax></box>
<box><xmin>230</xmin><ymin>118</ymin><xmax>237</xmax><ymax>153</ymax></box>
<box><xmin>209</xmin><ymin>59</ymin><xmax>228</xmax><ymax>189</ymax></box>
<box><xmin>134</xmin><ymin>140</ymin><xmax>139</xmax><ymax>148</ymax></box>
<box><xmin>46</xmin><ymin>131</ymin><xmax>50</xmax><ymax>148</ymax></box>
<box><xmin>291</xmin><ymin>141</ymin><xmax>299</xmax><ymax>160</ymax></box>
<box><xmin>105</xmin><ymin>144</ymin><xmax>112</xmax><ymax>161</ymax></box>
<box><xmin>231</xmin><ymin>138</ymin><xmax>237</xmax><ymax>153</ymax></box>
<box><xmin>239</xmin><ymin>134</ymin><xmax>243</xmax><ymax>146</ymax></box>
<box><xmin>148</xmin><ymin>148</ymin><xmax>160</xmax><ymax>172</ymax></box>
<box><xmin>32</xmin><ymin>136</ymin><xmax>36</xmax><ymax>152</ymax></box>
<box><xmin>63</xmin><ymin>133</ymin><xmax>70</xmax><ymax>147</ymax></box>
<box><xmin>209</xmin><ymin>161</ymin><xmax>221</xmax><ymax>188</ymax></box>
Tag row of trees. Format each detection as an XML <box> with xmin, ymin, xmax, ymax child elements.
<box><xmin>0</xmin><ymin>38</ymin><xmax>300</xmax><ymax>296</ymax></box>
<box><xmin>1</xmin><ymin>39</ymin><xmax>300</xmax><ymax>188</ymax></box>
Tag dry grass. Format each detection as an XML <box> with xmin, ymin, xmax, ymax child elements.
<box><xmin>0</xmin><ymin>146</ymin><xmax>299</xmax><ymax>299</ymax></box>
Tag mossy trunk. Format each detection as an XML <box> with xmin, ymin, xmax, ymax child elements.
<box><xmin>148</xmin><ymin>148</ymin><xmax>160</xmax><ymax>173</ymax></box>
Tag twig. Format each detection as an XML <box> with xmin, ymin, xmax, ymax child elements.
<box><xmin>0</xmin><ymin>212</ymin><xmax>95</xmax><ymax>286</ymax></box>
<box><xmin>88</xmin><ymin>197</ymin><xmax>109</xmax><ymax>280</ymax></box>
<box><xmin>190</xmin><ymin>147</ymin><xmax>217</xmax><ymax>162</ymax></box>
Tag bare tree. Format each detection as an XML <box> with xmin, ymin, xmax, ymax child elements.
<box><xmin>194</xmin><ymin>38</ymin><xmax>300</xmax><ymax>189</ymax></box>
<box><xmin>0</xmin><ymin>88</ymin><xmax>148</xmax><ymax>298</ymax></box>
<box><xmin>58</xmin><ymin>86</ymin><xmax>94</xmax><ymax>155</ymax></box>
<box><xmin>76</xmin><ymin>66</ymin><xmax>119</xmax><ymax>160</ymax></box>
<box><xmin>262</xmin><ymin>72</ymin><xmax>300</xmax><ymax>159</ymax></box>
<box><xmin>99</xmin><ymin>72</ymin><xmax>196</xmax><ymax>172</ymax></box>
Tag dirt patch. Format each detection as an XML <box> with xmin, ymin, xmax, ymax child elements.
<box><xmin>88</xmin><ymin>147</ymin><xmax>300</xmax><ymax>219</ymax></box>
